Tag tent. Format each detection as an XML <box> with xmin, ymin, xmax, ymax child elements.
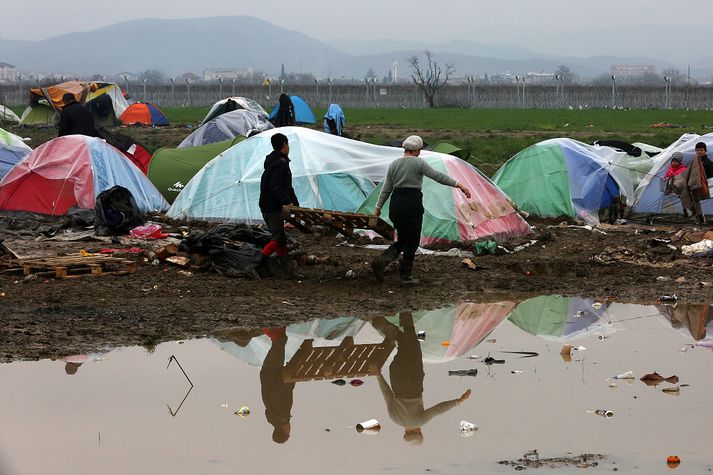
<box><xmin>629</xmin><ymin>133</ymin><xmax>713</xmax><ymax>218</ymax></box>
<box><xmin>119</xmin><ymin>102</ymin><xmax>169</xmax><ymax>126</ymax></box>
<box><xmin>148</xmin><ymin>137</ymin><xmax>245</xmax><ymax>203</ymax></box>
<box><xmin>356</xmin><ymin>153</ymin><xmax>532</xmax><ymax>245</ymax></box>
<box><xmin>0</xmin><ymin>105</ymin><xmax>20</xmax><ymax>125</ymax></box>
<box><xmin>0</xmin><ymin>128</ymin><xmax>31</xmax><ymax>179</ymax></box>
<box><xmin>202</xmin><ymin>97</ymin><xmax>268</xmax><ymax>124</ymax></box>
<box><xmin>26</xmin><ymin>81</ymin><xmax>129</xmax><ymax>127</ymax></box>
<box><xmin>383</xmin><ymin>302</ymin><xmax>516</xmax><ymax>363</ymax></box>
<box><xmin>493</xmin><ymin>138</ymin><xmax>638</xmax><ymax>224</ymax></box>
<box><xmin>507</xmin><ymin>295</ymin><xmax>619</xmax><ymax>342</ymax></box>
<box><xmin>323</xmin><ymin>104</ymin><xmax>345</xmax><ymax>135</ymax></box>
<box><xmin>429</xmin><ymin>141</ymin><xmax>471</xmax><ymax>160</ymax></box>
<box><xmin>168</xmin><ymin>127</ymin><xmax>383</xmax><ymax>223</ymax></box>
<box><xmin>269</xmin><ymin>95</ymin><xmax>316</xmax><ymax>124</ymax></box>
<box><xmin>178</xmin><ymin>110</ymin><xmax>273</xmax><ymax>148</ymax></box>
<box><xmin>95</xmin><ymin>127</ymin><xmax>154</xmax><ymax>175</ymax></box>
<box><xmin>19</xmin><ymin>101</ymin><xmax>57</xmax><ymax>127</ymax></box>
<box><xmin>0</xmin><ymin>135</ymin><xmax>168</xmax><ymax>215</ymax></box>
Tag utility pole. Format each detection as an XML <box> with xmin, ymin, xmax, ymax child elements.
<box><xmin>611</xmin><ymin>75</ymin><xmax>616</xmax><ymax>109</ymax></box>
<box><xmin>218</xmin><ymin>77</ymin><xmax>223</xmax><ymax>99</ymax></box>
<box><xmin>170</xmin><ymin>78</ymin><xmax>175</xmax><ymax>105</ymax></box>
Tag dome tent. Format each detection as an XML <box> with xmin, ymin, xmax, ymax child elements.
<box><xmin>268</xmin><ymin>95</ymin><xmax>316</xmax><ymax>125</ymax></box>
<box><xmin>178</xmin><ymin>110</ymin><xmax>273</xmax><ymax>148</ymax></box>
<box><xmin>168</xmin><ymin>127</ymin><xmax>379</xmax><ymax>223</ymax></box>
<box><xmin>120</xmin><ymin>102</ymin><xmax>169</xmax><ymax>126</ymax></box>
<box><xmin>629</xmin><ymin>133</ymin><xmax>713</xmax><ymax>218</ymax></box>
<box><xmin>201</xmin><ymin>96</ymin><xmax>268</xmax><ymax>124</ymax></box>
<box><xmin>0</xmin><ymin>135</ymin><xmax>168</xmax><ymax>215</ymax></box>
<box><xmin>356</xmin><ymin>153</ymin><xmax>532</xmax><ymax>245</ymax></box>
<box><xmin>0</xmin><ymin>127</ymin><xmax>31</xmax><ymax>179</ymax></box>
<box><xmin>0</xmin><ymin>105</ymin><xmax>20</xmax><ymax>125</ymax></box>
<box><xmin>493</xmin><ymin>138</ymin><xmax>638</xmax><ymax>225</ymax></box>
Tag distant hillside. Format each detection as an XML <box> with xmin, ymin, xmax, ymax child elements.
<box><xmin>0</xmin><ymin>16</ymin><xmax>680</xmax><ymax>79</ymax></box>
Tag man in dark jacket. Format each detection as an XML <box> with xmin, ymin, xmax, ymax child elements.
<box><xmin>258</xmin><ymin>133</ymin><xmax>299</xmax><ymax>265</ymax></box>
<box><xmin>57</xmin><ymin>92</ymin><xmax>95</xmax><ymax>137</ymax></box>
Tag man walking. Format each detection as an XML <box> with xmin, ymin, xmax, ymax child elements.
<box><xmin>372</xmin><ymin>135</ymin><xmax>470</xmax><ymax>284</ymax></box>
<box><xmin>258</xmin><ymin>133</ymin><xmax>299</xmax><ymax>271</ymax></box>
<box><xmin>57</xmin><ymin>92</ymin><xmax>95</xmax><ymax>137</ymax></box>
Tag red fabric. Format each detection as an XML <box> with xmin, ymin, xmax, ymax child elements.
<box><xmin>664</xmin><ymin>162</ymin><xmax>687</xmax><ymax>179</ymax></box>
<box><xmin>120</xmin><ymin>145</ymin><xmax>152</xmax><ymax>175</ymax></box>
<box><xmin>261</xmin><ymin>240</ymin><xmax>288</xmax><ymax>257</ymax></box>
<box><xmin>262</xmin><ymin>327</ymin><xmax>286</xmax><ymax>341</ymax></box>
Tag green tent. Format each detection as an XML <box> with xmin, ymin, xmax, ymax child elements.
<box><xmin>19</xmin><ymin>102</ymin><xmax>57</xmax><ymax>127</ymax></box>
<box><xmin>429</xmin><ymin>141</ymin><xmax>471</xmax><ymax>160</ymax></box>
<box><xmin>147</xmin><ymin>137</ymin><xmax>244</xmax><ymax>203</ymax></box>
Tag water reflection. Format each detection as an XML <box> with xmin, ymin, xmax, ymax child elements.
<box><xmin>260</xmin><ymin>328</ymin><xmax>294</xmax><ymax>443</ymax></box>
<box><xmin>659</xmin><ymin>302</ymin><xmax>713</xmax><ymax>343</ymax></box>
<box><xmin>372</xmin><ymin>313</ymin><xmax>471</xmax><ymax>445</ymax></box>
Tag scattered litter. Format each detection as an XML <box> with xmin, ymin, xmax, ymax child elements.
<box><xmin>331</xmin><ymin>379</ymin><xmax>346</xmax><ymax>386</ymax></box>
<box><xmin>662</xmin><ymin>386</ymin><xmax>680</xmax><ymax>394</ymax></box>
<box><xmin>640</xmin><ymin>372</ymin><xmax>679</xmax><ymax>385</ymax></box>
<box><xmin>501</xmin><ymin>351</ymin><xmax>539</xmax><ymax>358</ymax></box>
<box><xmin>573</xmin><ymin>310</ymin><xmax>587</xmax><ymax>318</ymax></box>
<box><xmin>129</xmin><ymin>224</ymin><xmax>169</xmax><ymax>240</ymax></box>
<box><xmin>597</xmin><ymin>334</ymin><xmax>608</xmax><ymax>341</ymax></box>
<box><xmin>176</xmin><ymin>340</ymin><xmax>185</xmax><ymax>345</ymax></box>
<box><xmin>441</xmin><ymin>341</ymin><xmax>450</xmax><ymax>347</ymax></box>
<box><xmin>614</xmin><ymin>371</ymin><xmax>635</xmax><ymax>379</ymax></box>
<box><xmin>417</xmin><ymin>331</ymin><xmax>426</xmax><ymax>340</ymax></box>
<box><xmin>448</xmin><ymin>369</ymin><xmax>478</xmax><ymax>377</ymax></box>
<box><xmin>356</xmin><ymin>419</ymin><xmax>380</xmax><ymax>433</ymax></box>
<box><xmin>587</xmin><ymin>409</ymin><xmax>614</xmax><ymax>418</ymax></box>
<box><xmin>524</xmin><ymin>450</ymin><xmax>539</xmax><ymax>463</ymax></box>
<box><xmin>667</xmin><ymin>244</ymin><xmax>678</xmax><ymax>251</ymax></box>
<box><xmin>681</xmin><ymin>239</ymin><xmax>713</xmax><ymax>256</ymax></box>
<box><xmin>483</xmin><ymin>355</ymin><xmax>505</xmax><ymax>365</ymax></box>
<box><xmin>656</xmin><ymin>276</ymin><xmax>670</xmax><ymax>281</ymax></box>
<box><xmin>221</xmin><ymin>403</ymin><xmax>228</xmax><ymax>408</ymax></box>
<box><xmin>699</xmin><ymin>281</ymin><xmax>713</xmax><ymax>288</ymax></box>
<box><xmin>458</xmin><ymin>420</ymin><xmax>479</xmax><ymax>436</ymax></box>
<box><xmin>675</xmin><ymin>276</ymin><xmax>686</xmax><ymax>283</ymax></box>
<box><xmin>474</xmin><ymin>240</ymin><xmax>497</xmax><ymax>255</ymax></box>
<box><xmin>511</xmin><ymin>370</ymin><xmax>524</xmax><ymax>374</ymax></box>
<box><xmin>666</xmin><ymin>455</ymin><xmax>681</xmax><ymax>468</ymax></box>
<box><xmin>281</xmin><ymin>301</ymin><xmax>295</xmax><ymax>306</ymax></box>
<box><xmin>657</xmin><ymin>294</ymin><xmax>678</xmax><ymax>302</ymax></box>
<box><xmin>678</xmin><ymin>346</ymin><xmax>688</xmax><ymax>352</ymax></box>
<box><xmin>345</xmin><ymin>269</ymin><xmax>355</xmax><ymax>278</ymax></box>
<box><xmin>177</xmin><ymin>270</ymin><xmax>193</xmax><ymax>276</ymax></box>
<box><xmin>234</xmin><ymin>406</ymin><xmax>251</xmax><ymax>417</ymax></box>
<box><xmin>349</xmin><ymin>379</ymin><xmax>364</xmax><ymax>387</ymax></box>
<box><xmin>573</xmin><ymin>345</ymin><xmax>587</xmax><ymax>351</ymax></box>
<box><xmin>608</xmin><ymin>382</ymin><xmax>618</xmax><ymax>388</ymax></box>
<box><xmin>461</xmin><ymin>258</ymin><xmax>478</xmax><ymax>270</ymax></box>
<box><xmin>591</xmin><ymin>302</ymin><xmax>603</xmax><ymax>310</ymax></box>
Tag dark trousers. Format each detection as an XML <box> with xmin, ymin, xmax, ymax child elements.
<box><xmin>262</xmin><ymin>211</ymin><xmax>287</xmax><ymax>246</ymax></box>
<box><xmin>388</xmin><ymin>188</ymin><xmax>423</xmax><ymax>278</ymax></box>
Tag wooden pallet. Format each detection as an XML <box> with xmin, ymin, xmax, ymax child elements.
<box><xmin>283</xmin><ymin>336</ymin><xmax>394</xmax><ymax>383</ymax></box>
<box><xmin>17</xmin><ymin>254</ymin><xmax>137</xmax><ymax>279</ymax></box>
<box><xmin>282</xmin><ymin>205</ymin><xmax>394</xmax><ymax>240</ymax></box>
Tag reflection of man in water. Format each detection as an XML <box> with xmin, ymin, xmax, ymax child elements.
<box><xmin>372</xmin><ymin>313</ymin><xmax>471</xmax><ymax>446</ymax></box>
<box><xmin>260</xmin><ymin>327</ymin><xmax>295</xmax><ymax>444</ymax></box>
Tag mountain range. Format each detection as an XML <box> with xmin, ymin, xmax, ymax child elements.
<box><xmin>0</xmin><ymin>16</ymin><xmax>708</xmax><ymax>79</ymax></box>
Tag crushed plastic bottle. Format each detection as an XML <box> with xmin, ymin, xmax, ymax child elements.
<box><xmin>614</xmin><ymin>370</ymin><xmax>635</xmax><ymax>379</ymax></box>
<box><xmin>458</xmin><ymin>420</ymin><xmax>478</xmax><ymax>437</ymax></box>
<box><xmin>234</xmin><ymin>406</ymin><xmax>250</xmax><ymax>417</ymax></box>
<box><xmin>587</xmin><ymin>409</ymin><xmax>614</xmax><ymax>418</ymax></box>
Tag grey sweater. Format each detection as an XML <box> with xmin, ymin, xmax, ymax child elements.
<box><xmin>376</xmin><ymin>155</ymin><xmax>458</xmax><ymax>209</ymax></box>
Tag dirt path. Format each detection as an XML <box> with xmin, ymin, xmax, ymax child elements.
<box><xmin>2</xmin><ymin>219</ymin><xmax>712</xmax><ymax>363</ymax></box>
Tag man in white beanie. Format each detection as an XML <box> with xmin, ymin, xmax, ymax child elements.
<box><xmin>372</xmin><ymin>135</ymin><xmax>471</xmax><ymax>284</ymax></box>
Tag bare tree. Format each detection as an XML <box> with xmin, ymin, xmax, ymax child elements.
<box><xmin>408</xmin><ymin>50</ymin><xmax>454</xmax><ymax>107</ymax></box>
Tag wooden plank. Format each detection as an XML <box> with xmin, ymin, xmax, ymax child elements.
<box><xmin>282</xmin><ymin>205</ymin><xmax>394</xmax><ymax>240</ymax></box>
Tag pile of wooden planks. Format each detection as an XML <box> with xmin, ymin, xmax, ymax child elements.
<box><xmin>6</xmin><ymin>254</ymin><xmax>137</xmax><ymax>279</ymax></box>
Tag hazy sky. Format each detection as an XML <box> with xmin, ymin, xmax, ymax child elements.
<box><xmin>2</xmin><ymin>0</ymin><xmax>709</xmax><ymax>59</ymax></box>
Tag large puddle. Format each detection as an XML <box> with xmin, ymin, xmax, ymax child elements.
<box><xmin>1</xmin><ymin>297</ymin><xmax>712</xmax><ymax>474</ymax></box>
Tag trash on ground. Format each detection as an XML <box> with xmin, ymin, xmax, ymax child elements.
<box><xmin>501</xmin><ymin>351</ymin><xmax>539</xmax><ymax>358</ymax></box>
<box><xmin>640</xmin><ymin>372</ymin><xmax>679</xmax><ymax>386</ymax></box>
<box><xmin>458</xmin><ymin>420</ymin><xmax>479</xmax><ymax>436</ymax></box>
<box><xmin>681</xmin><ymin>239</ymin><xmax>713</xmax><ymax>256</ymax></box>
<box><xmin>331</xmin><ymin>379</ymin><xmax>346</xmax><ymax>386</ymax></box>
<box><xmin>129</xmin><ymin>224</ymin><xmax>169</xmax><ymax>240</ymax></box>
<box><xmin>234</xmin><ymin>406</ymin><xmax>250</xmax><ymax>417</ymax></box>
<box><xmin>662</xmin><ymin>386</ymin><xmax>680</xmax><ymax>394</ymax></box>
<box><xmin>614</xmin><ymin>370</ymin><xmax>635</xmax><ymax>379</ymax></box>
<box><xmin>356</xmin><ymin>419</ymin><xmax>380</xmax><ymax>433</ymax></box>
<box><xmin>587</xmin><ymin>409</ymin><xmax>614</xmax><ymax>418</ymax></box>
<box><xmin>597</xmin><ymin>333</ymin><xmax>608</xmax><ymax>341</ymax></box>
<box><xmin>656</xmin><ymin>276</ymin><xmax>670</xmax><ymax>281</ymax></box>
<box><xmin>592</xmin><ymin>302</ymin><xmax>603</xmax><ymax>309</ymax></box>
<box><xmin>667</xmin><ymin>455</ymin><xmax>681</xmax><ymax>468</ymax></box>
<box><xmin>461</xmin><ymin>258</ymin><xmax>478</xmax><ymax>270</ymax></box>
<box><xmin>474</xmin><ymin>240</ymin><xmax>497</xmax><ymax>255</ymax></box>
<box><xmin>511</xmin><ymin>370</ymin><xmax>524</xmax><ymax>374</ymax></box>
<box><xmin>483</xmin><ymin>355</ymin><xmax>505</xmax><ymax>365</ymax></box>
<box><xmin>417</xmin><ymin>331</ymin><xmax>426</xmax><ymax>340</ymax></box>
<box><xmin>448</xmin><ymin>369</ymin><xmax>478</xmax><ymax>377</ymax></box>
<box><xmin>349</xmin><ymin>379</ymin><xmax>363</xmax><ymax>387</ymax></box>
<box><xmin>658</xmin><ymin>294</ymin><xmax>678</xmax><ymax>302</ymax></box>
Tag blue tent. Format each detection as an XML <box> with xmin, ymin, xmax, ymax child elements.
<box><xmin>629</xmin><ymin>133</ymin><xmax>713</xmax><ymax>218</ymax></box>
<box><xmin>268</xmin><ymin>95</ymin><xmax>316</xmax><ymax>124</ymax></box>
<box><xmin>323</xmin><ymin>104</ymin><xmax>345</xmax><ymax>136</ymax></box>
<box><xmin>0</xmin><ymin>128</ymin><xmax>31</xmax><ymax>180</ymax></box>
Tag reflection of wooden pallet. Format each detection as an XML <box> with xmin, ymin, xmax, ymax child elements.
<box><xmin>18</xmin><ymin>254</ymin><xmax>137</xmax><ymax>279</ymax></box>
<box><xmin>283</xmin><ymin>336</ymin><xmax>394</xmax><ymax>383</ymax></box>
<box><xmin>282</xmin><ymin>206</ymin><xmax>394</xmax><ymax>240</ymax></box>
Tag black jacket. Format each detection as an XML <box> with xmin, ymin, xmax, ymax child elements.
<box><xmin>58</xmin><ymin>102</ymin><xmax>95</xmax><ymax>137</ymax></box>
<box><xmin>259</xmin><ymin>151</ymin><xmax>299</xmax><ymax>213</ymax></box>
<box><xmin>701</xmin><ymin>154</ymin><xmax>713</xmax><ymax>179</ymax></box>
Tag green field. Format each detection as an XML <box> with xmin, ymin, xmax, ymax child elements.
<box><xmin>9</xmin><ymin>106</ymin><xmax>710</xmax><ymax>176</ymax></box>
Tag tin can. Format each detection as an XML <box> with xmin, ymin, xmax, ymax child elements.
<box><xmin>356</xmin><ymin>419</ymin><xmax>380</xmax><ymax>433</ymax></box>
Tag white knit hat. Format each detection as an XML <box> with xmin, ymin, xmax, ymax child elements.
<box><xmin>402</xmin><ymin>135</ymin><xmax>424</xmax><ymax>151</ymax></box>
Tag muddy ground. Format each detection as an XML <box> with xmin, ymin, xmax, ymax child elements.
<box><xmin>2</xmin><ymin>217</ymin><xmax>712</xmax><ymax>363</ymax></box>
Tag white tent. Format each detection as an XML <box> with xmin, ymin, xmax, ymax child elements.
<box><xmin>202</xmin><ymin>96</ymin><xmax>268</xmax><ymax>124</ymax></box>
<box><xmin>178</xmin><ymin>110</ymin><xmax>273</xmax><ymax>148</ymax></box>
<box><xmin>0</xmin><ymin>105</ymin><xmax>20</xmax><ymax>125</ymax></box>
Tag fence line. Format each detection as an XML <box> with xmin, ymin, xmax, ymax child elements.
<box><xmin>3</xmin><ymin>84</ymin><xmax>713</xmax><ymax>111</ymax></box>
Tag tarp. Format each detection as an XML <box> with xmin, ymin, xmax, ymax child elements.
<box><xmin>507</xmin><ymin>296</ymin><xmax>619</xmax><ymax>342</ymax></box>
<box><xmin>119</xmin><ymin>102</ymin><xmax>169</xmax><ymax>126</ymax></box>
<box><xmin>356</xmin><ymin>153</ymin><xmax>532</xmax><ymax>245</ymax></box>
<box><xmin>0</xmin><ymin>135</ymin><xmax>168</xmax><ymax>215</ymax></box>
<box><xmin>202</xmin><ymin>96</ymin><xmax>268</xmax><ymax>124</ymax></box>
<box><xmin>168</xmin><ymin>127</ymin><xmax>385</xmax><ymax>223</ymax></box>
<box><xmin>323</xmin><ymin>104</ymin><xmax>345</xmax><ymax>135</ymax></box>
<box><xmin>629</xmin><ymin>133</ymin><xmax>713</xmax><ymax>217</ymax></box>
<box><xmin>269</xmin><ymin>95</ymin><xmax>316</xmax><ymax>124</ymax></box>
<box><xmin>0</xmin><ymin>127</ymin><xmax>31</xmax><ymax>179</ymax></box>
<box><xmin>0</xmin><ymin>105</ymin><xmax>20</xmax><ymax>125</ymax></box>
<box><xmin>493</xmin><ymin>138</ymin><xmax>638</xmax><ymax>224</ymax></box>
<box><xmin>178</xmin><ymin>110</ymin><xmax>273</xmax><ymax>148</ymax></box>
<box><xmin>148</xmin><ymin>137</ymin><xmax>244</xmax><ymax>203</ymax></box>
<box><xmin>27</xmin><ymin>81</ymin><xmax>129</xmax><ymax>126</ymax></box>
